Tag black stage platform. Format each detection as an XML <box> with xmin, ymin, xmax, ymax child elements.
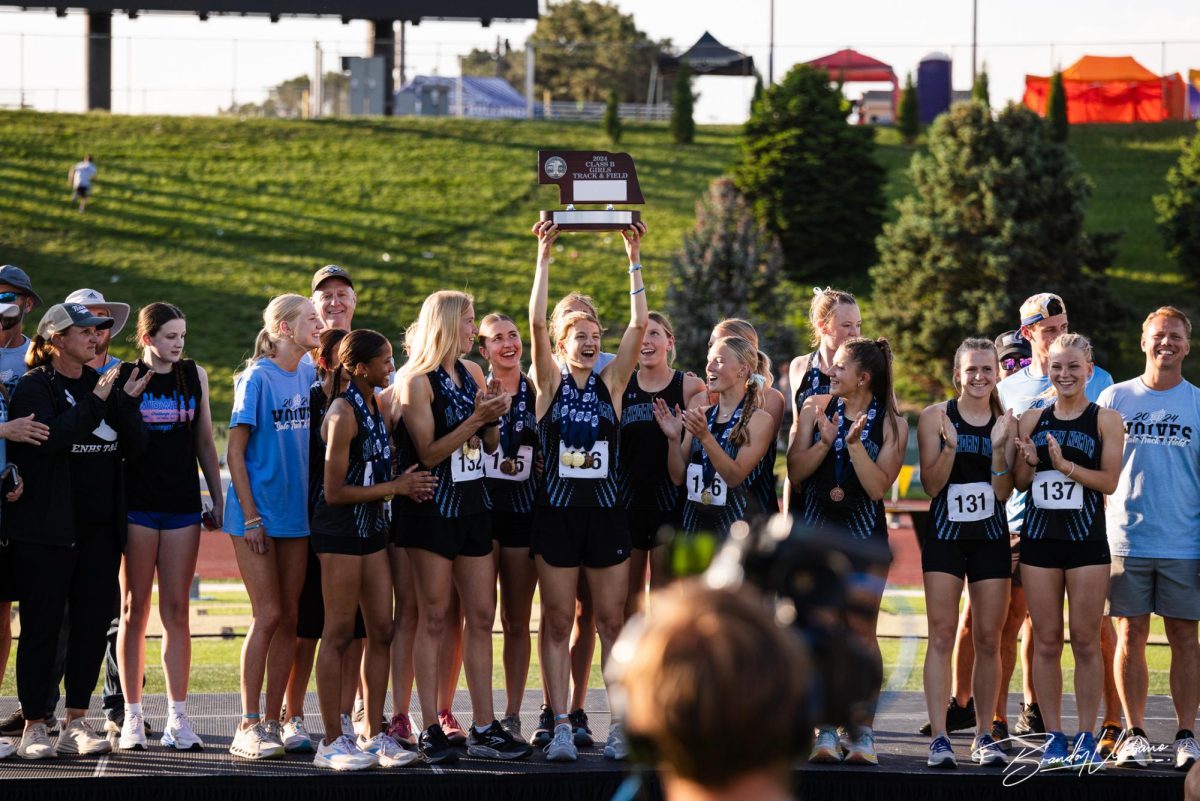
<box><xmin>0</xmin><ymin>690</ymin><xmax>1189</xmax><ymax>801</ymax></box>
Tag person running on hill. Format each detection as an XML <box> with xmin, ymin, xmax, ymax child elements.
<box><xmin>114</xmin><ymin>303</ymin><xmax>223</xmax><ymax>752</ymax></box>
<box><xmin>223</xmin><ymin>294</ymin><xmax>322</xmax><ymax>760</ymax></box>
<box><xmin>68</xmin><ymin>155</ymin><xmax>97</xmax><ymax>213</ymax></box>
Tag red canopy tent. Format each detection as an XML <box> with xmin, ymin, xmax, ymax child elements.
<box><xmin>1024</xmin><ymin>55</ymin><xmax>1187</xmax><ymax>123</ymax></box>
<box><xmin>803</xmin><ymin>49</ymin><xmax>899</xmax><ymax>119</ymax></box>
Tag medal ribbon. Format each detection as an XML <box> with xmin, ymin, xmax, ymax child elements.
<box><xmin>435</xmin><ymin>363</ymin><xmax>479</xmax><ymax>428</ymax></box>
<box><xmin>490</xmin><ymin>371</ymin><xmax>529</xmax><ymax>457</ymax></box>
<box><xmin>559</xmin><ymin>363</ymin><xmax>601</xmax><ymax>451</ymax></box>
<box><xmin>343</xmin><ymin>381</ymin><xmax>392</xmax><ymax>486</ymax></box>
<box><xmin>832</xmin><ymin>395</ymin><xmax>881</xmax><ymax>487</ymax></box>
<box><xmin>699</xmin><ymin>398</ymin><xmax>745</xmax><ymax>488</ymax></box>
<box><xmin>808</xmin><ymin>352</ymin><xmax>827</xmax><ymax>393</ymax></box>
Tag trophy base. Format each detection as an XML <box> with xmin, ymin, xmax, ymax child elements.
<box><xmin>540</xmin><ymin>209</ymin><xmax>641</xmax><ymax>231</ymax></box>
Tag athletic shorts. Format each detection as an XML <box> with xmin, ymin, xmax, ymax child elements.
<box><xmin>627</xmin><ymin>508</ymin><xmax>678</xmax><ymax>551</ymax></box>
<box><xmin>1107</xmin><ymin>556</ymin><xmax>1200</xmax><ymax>620</ymax></box>
<box><xmin>921</xmin><ymin>537</ymin><xmax>1013</xmax><ymax>583</ymax></box>
<box><xmin>74</xmin><ymin>185</ymin><xmax>90</xmax><ymax>198</ymax></box>
<box><xmin>0</xmin><ymin>541</ymin><xmax>16</xmax><ymax>602</ymax></box>
<box><xmin>492</xmin><ymin>510</ymin><xmax>533</xmax><ymax>550</ymax></box>
<box><xmin>1010</xmin><ymin>533</ymin><xmax>1023</xmax><ymax>589</ymax></box>
<box><xmin>530</xmin><ymin>506</ymin><xmax>631</xmax><ymax>569</ymax></box>
<box><xmin>128</xmin><ymin>510</ymin><xmax>202</xmax><ymax>530</ymax></box>
<box><xmin>296</xmin><ymin>545</ymin><xmax>365</xmax><ymax>640</ymax></box>
<box><xmin>403</xmin><ymin>513</ymin><xmax>493</xmax><ymax>560</ymax></box>
<box><xmin>311</xmin><ymin>528</ymin><xmax>387</xmax><ymax>557</ymax></box>
<box><xmin>1019</xmin><ymin>538</ymin><xmax>1111</xmax><ymax>571</ymax></box>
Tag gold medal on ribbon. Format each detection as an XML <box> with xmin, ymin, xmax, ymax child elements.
<box><xmin>572</xmin><ymin>451</ymin><xmax>587</xmax><ymax>468</ymax></box>
<box><xmin>560</xmin><ymin>450</ymin><xmax>573</xmax><ymax>467</ymax></box>
<box><xmin>701</xmin><ymin>489</ymin><xmax>713</xmax><ymax>506</ymax></box>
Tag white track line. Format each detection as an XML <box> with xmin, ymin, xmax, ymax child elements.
<box><xmin>883</xmin><ymin>594</ymin><xmax>919</xmax><ymax>692</ymax></box>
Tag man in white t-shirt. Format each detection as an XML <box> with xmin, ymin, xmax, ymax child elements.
<box><xmin>68</xmin><ymin>155</ymin><xmax>97</xmax><ymax>213</ymax></box>
<box><xmin>1098</xmin><ymin>306</ymin><xmax>1200</xmax><ymax>770</ymax></box>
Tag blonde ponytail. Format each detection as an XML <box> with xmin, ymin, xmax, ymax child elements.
<box><xmin>239</xmin><ymin>293</ymin><xmax>311</xmax><ymax>375</ymax></box>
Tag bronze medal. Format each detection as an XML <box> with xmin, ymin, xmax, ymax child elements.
<box><xmin>701</xmin><ymin>489</ymin><xmax>713</xmax><ymax>506</ymax></box>
<box><xmin>829</xmin><ymin>486</ymin><xmax>845</xmax><ymax>502</ymax></box>
<box><xmin>468</xmin><ymin>435</ymin><xmax>481</xmax><ymax>451</ymax></box>
<box><xmin>582</xmin><ymin>452</ymin><xmax>594</xmax><ymax>469</ymax></box>
<box><xmin>500</xmin><ymin>458</ymin><xmax>517</xmax><ymax>476</ymax></box>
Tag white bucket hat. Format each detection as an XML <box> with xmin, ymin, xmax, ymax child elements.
<box><xmin>64</xmin><ymin>288</ymin><xmax>131</xmax><ymax>336</ymax></box>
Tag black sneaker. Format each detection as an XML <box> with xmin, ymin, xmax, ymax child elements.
<box><xmin>418</xmin><ymin>723</ymin><xmax>459</xmax><ymax>765</ymax></box>
<box><xmin>467</xmin><ymin>720</ymin><xmax>533</xmax><ymax>760</ymax></box>
<box><xmin>568</xmin><ymin>708</ymin><xmax>594</xmax><ymax>747</ymax></box>
<box><xmin>0</xmin><ymin>708</ymin><xmax>25</xmax><ymax>737</ymax></box>
<box><xmin>991</xmin><ymin>718</ymin><xmax>1011</xmax><ymax>753</ymax></box>
<box><xmin>918</xmin><ymin>697</ymin><xmax>976</xmax><ymax>736</ymax></box>
<box><xmin>531</xmin><ymin>705</ymin><xmax>554</xmax><ymax>748</ymax></box>
<box><xmin>1013</xmin><ymin>702</ymin><xmax>1045</xmax><ymax>736</ymax></box>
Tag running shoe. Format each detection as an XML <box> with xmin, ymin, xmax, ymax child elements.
<box><xmin>0</xmin><ymin>709</ymin><xmax>24</xmax><ymax>738</ymax></box>
<box><xmin>57</xmin><ymin>718</ymin><xmax>112</xmax><ymax>755</ymax></box>
<box><xmin>438</xmin><ymin>708</ymin><xmax>467</xmax><ymax>746</ymax></box>
<box><xmin>339</xmin><ymin>713</ymin><xmax>355</xmax><ymax>740</ymax></box>
<box><xmin>1175</xmin><ymin>731</ymin><xmax>1200</xmax><ymax>771</ymax></box>
<box><xmin>1039</xmin><ymin>731</ymin><xmax>1070</xmax><ymax>770</ymax></box>
<box><xmin>262</xmin><ymin>719</ymin><xmax>287</xmax><ymax>751</ymax></box>
<box><xmin>1071</xmin><ymin>731</ymin><xmax>1105</xmax><ymax>770</ymax></box>
<box><xmin>0</xmin><ymin>737</ymin><xmax>14</xmax><ymax>760</ymax></box>
<box><xmin>569</xmin><ymin>708</ymin><xmax>594</xmax><ymax>747</ymax></box>
<box><xmin>544</xmin><ymin>722</ymin><xmax>577</xmax><ymax>762</ymax></box>
<box><xmin>16</xmin><ymin>723</ymin><xmax>56</xmax><ymax>760</ymax></box>
<box><xmin>926</xmin><ymin>734</ymin><xmax>956</xmax><ymax>768</ymax></box>
<box><xmin>160</xmin><ymin>713</ymin><xmax>205</xmax><ymax>751</ymax></box>
<box><xmin>991</xmin><ymin>718</ymin><xmax>1011</xmax><ymax>753</ymax></box>
<box><xmin>604</xmin><ymin>719</ymin><xmax>629</xmax><ymax>761</ymax></box>
<box><xmin>229</xmin><ymin>722</ymin><xmax>284</xmax><ymax>760</ymax></box>
<box><xmin>281</xmin><ymin>716</ymin><xmax>315</xmax><ymax>753</ymax></box>
<box><xmin>358</xmin><ymin>732</ymin><xmax>417</xmax><ymax>767</ymax></box>
<box><xmin>417</xmin><ymin>723</ymin><xmax>459</xmax><ymax>765</ymax></box>
<box><xmin>842</xmin><ymin>727</ymin><xmax>879</xmax><ymax>766</ymax></box>
<box><xmin>313</xmin><ymin>735</ymin><xmax>377</xmax><ymax>771</ymax></box>
<box><xmin>971</xmin><ymin>733</ymin><xmax>1008</xmax><ymax>766</ymax></box>
<box><xmin>1014</xmin><ymin>702</ymin><xmax>1045</xmax><ymax>736</ymax></box>
<box><xmin>118</xmin><ymin>711</ymin><xmax>147</xmax><ymax>750</ymax></box>
<box><xmin>467</xmin><ymin>720</ymin><xmax>533</xmax><ymax>760</ymax></box>
<box><xmin>919</xmin><ymin>697</ymin><xmax>976</xmax><ymax>736</ymax></box>
<box><xmin>352</xmin><ymin>699</ymin><xmax>367</xmax><ymax>738</ymax></box>
<box><xmin>809</xmin><ymin>726</ymin><xmax>842</xmax><ymax>763</ymax></box>
<box><xmin>1096</xmin><ymin>720</ymin><xmax>1123</xmax><ymax>758</ymax></box>
<box><xmin>386</xmin><ymin>712</ymin><xmax>416</xmax><ymax>747</ymax></box>
<box><xmin>531</xmin><ymin>705</ymin><xmax>555</xmax><ymax>748</ymax></box>
<box><xmin>499</xmin><ymin>714</ymin><xmax>526</xmax><ymax>744</ymax></box>
<box><xmin>1116</xmin><ymin>729</ymin><xmax>1151</xmax><ymax>768</ymax></box>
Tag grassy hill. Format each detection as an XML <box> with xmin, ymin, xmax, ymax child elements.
<box><xmin>0</xmin><ymin>110</ymin><xmax>1194</xmax><ymax>424</ymax></box>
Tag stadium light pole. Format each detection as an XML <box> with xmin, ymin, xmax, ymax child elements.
<box><xmin>768</xmin><ymin>0</ymin><xmax>774</xmax><ymax>84</ymax></box>
<box><xmin>971</xmin><ymin>0</ymin><xmax>977</xmax><ymax>84</ymax></box>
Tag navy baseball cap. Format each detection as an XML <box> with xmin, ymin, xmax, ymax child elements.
<box><xmin>311</xmin><ymin>264</ymin><xmax>354</xmax><ymax>293</ymax></box>
<box><xmin>0</xmin><ymin>265</ymin><xmax>43</xmax><ymax>308</ymax></box>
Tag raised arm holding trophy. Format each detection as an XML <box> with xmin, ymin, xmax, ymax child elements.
<box><xmin>538</xmin><ymin>150</ymin><xmax>644</xmax><ymax>232</ymax></box>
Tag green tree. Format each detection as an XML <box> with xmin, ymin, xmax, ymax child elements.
<box><xmin>604</xmin><ymin>89</ymin><xmax>622</xmax><ymax>144</ymax></box>
<box><xmin>1047</xmin><ymin>69</ymin><xmax>1068</xmax><ymax>143</ymax></box>
<box><xmin>751</xmin><ymin>72</ymin><xmax>764</xmax><ymax>114</ymax></box>
<box><xmin>898</xmin><ymin>72</ymin><xmax>919</xmax><ymax>144</ymax></box>
<box><xmin>971</xmin><ymin>67</ymin><xmax>990</xmax><ymax>109</ymax></box>
<box><xmin>670</xmin><ymin>61</ymin><xmax>695</xmax><ymax>145</ymax></box>
<box><xmin>736</xmin><ymin>64</ymin><xmax>885</xmax><ymax>284</ymax></box>
<box><xmin>666</xmin><ymin>177</ymin><xmax>798</xmax><ymax>371</ymax></box>
<box><xmin>870</xmin><ymin>102</ymin><xmax>1123</xmax><ymax>396</ymax></box>
<box><xmin>1154</xmin><ymin>122</ymin><xmax>1200</xmax><ymax>285</ymax></box>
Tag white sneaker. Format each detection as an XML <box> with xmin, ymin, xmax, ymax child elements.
<box><xmin>340</xmin><ymin>713</ymin><xmax>355</xmax><ymax>739</ymax></box>
<box><xmin>358</xmin><ymin>732</ymin><xmax>418</xmax><ymax>768</ymax></box>
<box><xmin>261</xmin><ymin>719</ymin><xmax>286</xmax><ymax>750</ymax></box>
<box><xmin>229</xmin><ymin>722</ymin><xmax>284</xmax><ymax>760</ymax></box>
<box><xmin>1116</xmin><ymin>733</ymin><xmax>1152</xmax><ymax>768</ymax></box>
<box><xmin>58</xmin><ymin>718</ymin><xmax>112</xmax><ymax>755</ymax></box>
<box><xmin>1175</xmin><ymin>736</ymin><xmax>1200</xmax><ymax>771</ymax></box>
<box><xmin>160</xmin><ymin>713</ymin><xmax>205</xmax><ymax>751</ymax></box>
<box><xmin>544</xmin><ymin>722</ymin><xmax>577</xmax><ymax>762</ymax></box>
<box><xmin>119</xmin><ymin>712</ymin><xmax>148</xmax><ymax>750</ymax></box>
<box><xmin>313</xmin><ymin>735</ymin><xmax>378</xmax><ymax>771</ymax></box>
<box><xmin>281</xmin><ymin>717</ymin><xmax>314</xmax><ymax>753</ymax></box>
<box><xmin>17</xmin><ymin>723</ymin><xmax>57</xmax><ymax>760</ymax></box>
<box><xmin>0</xmin><ymin>736</ymin><xmax>16</xmax><ymax>759</ymax></box>
<box><xmin>604</xmin><ymin>719</ymin><xmax>629</xmax><ymax>761</ymax></box>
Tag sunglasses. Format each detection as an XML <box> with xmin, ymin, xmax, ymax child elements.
<box><xmin>1001</xmin><ymin>356</ymin><xmax>1032</xmax><ymax>372</ymax></box>
<box><xmin>0</xmin><ymin>292</ymin><xmax>25</xmax><ymax>304</ymax></box>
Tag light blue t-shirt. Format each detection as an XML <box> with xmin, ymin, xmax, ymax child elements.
<box><xmin>1098</xmin><ymin>377</ymin><xmax>1200</xmax><ymax>559</ymax></box>
<box><xmin>0</xmin><ymin>337</ymin><xmax>30</xmax><ymax>397</ymax></box>
<box><xmin>998</xmin><ymin>363</ymin><xmax>1115</xmax><ymax>532</ymax></box>
<box><xmin>224</xmin><ymin>357</ymin><xmax>315</xmax><ymax>538</ymax></box>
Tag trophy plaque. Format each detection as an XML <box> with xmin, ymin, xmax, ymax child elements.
<box><xmin>538</xmin><ymin>150</ymin><xmax>644</xmax><ymax>231</ymax></box>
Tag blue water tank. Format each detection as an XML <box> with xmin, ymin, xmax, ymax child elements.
<box><xmin>917</xmin><ymin>52</ymin><xmax>952</xmax><ymax>124</ymax></box>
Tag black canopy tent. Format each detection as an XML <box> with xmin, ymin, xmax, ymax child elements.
<box><xmin>649</xmin><ymin>31</ymin><xmax>755</xmax><ymax>104</ymax></box>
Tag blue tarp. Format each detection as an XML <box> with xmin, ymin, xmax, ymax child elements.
<box><xmin>397</xmin><ymin>75</ymin><xmax>534</xmax><ymax>118</ymax></box>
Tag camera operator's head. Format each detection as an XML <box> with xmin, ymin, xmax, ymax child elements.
<box><xmin>618</xmin><ymin>581</ymin><xmax>806</xmax><ymax>801</ymax></box>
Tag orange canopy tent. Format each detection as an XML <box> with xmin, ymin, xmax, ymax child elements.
<box><xmin>1024</xmin><ymin>55</ymin><xmax>1186</xmax><ymax>123</ymax></box>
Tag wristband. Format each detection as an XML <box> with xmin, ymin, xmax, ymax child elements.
<box><xmin>1065</xmin><ymin>461</ymin><xmax>1076</xmax><ymax>479</ymax></box>
<box><xmin>630</xmin><ymin>286</ymin><xmax>645</xmax><ymax>296</ymax></box>
<box><xmin>244</xmin><ymin>516</ymin><xmax>262</xmax><ymax>526</ymax></box>
<box><xmin>244</xmin><ymin>522</ymin><xmax>263</xmax><ymax>531</ymax></box>
<box><xmin>628</xmin><ymin>263</ymin><xmax>642</xmax><ymax>273</ymax></box>
<box><xmin>990</xmin><ymin>467</ymin><xmax>1009</xmax><ymax>477</ymax></box>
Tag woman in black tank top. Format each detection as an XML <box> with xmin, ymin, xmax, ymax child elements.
<box><xmin>115</xmin><ymin>303</ymin><xmax>221</xmax><ymax>751</ymax></box>
<box><xmin>1010</xmin><ymin>333</ymin><xmax>1123</xmax><ymax>766</ymax></box>
<box><xmin>619</xmin><ymin>312</ymin><xmax>705</xmax><ymax>616</ymax></box>
<box><xmin>787</xmin><ymin>337</ymin><xmax>908</xmax><ymax>766</ymax></box>
<box><xmin>916</xmin><ymin>338</ymin><xmax>1016</xmax><ymax>766</ymax></box>
<box><xmin>528</xmin><ymin>219</ymin><xmax>648</xmax><ymax>762</ymax></box>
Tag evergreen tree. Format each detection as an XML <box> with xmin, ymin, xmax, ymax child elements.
<box><xmin>898</xmin><ymin>72</ymin><xmax>919</xmax><ymax>144</ymax></box>
<box><xmin>604</xmin><ymin>89</ymin><xmax>622</xmax><ymax>144</ymax></box>
<box><xmin>1047</xmin><ymin>70</ymin><xmax>1069</xmax><ymax>143</ymax></box>
<box><xmin>1154</xmin><ymin>122</ymin><xmax>1200</xmax><ymax>286</ymax></box>
<box><xmin>751</xmin><ymin>72</ymin><xmax>764</xmax><ymax>114</ymax></box>
<box><xmin>871</xmin><ymin>102</ymin><xmax>1123</xmax><ymax>396</ymax></box>
<box><xmin>670</xmin><ymin>61</ymin><xmax>696</xmax><ymax>144</ymax></box>
<box><xmin>666</xmin><ymin>177</ymin><xmax>798</xmax><ymax>371</ymax></box>
<box><xmin>736</xmin><ymin>64</ymin><xmax>885</xmax><ymax>284</ymax></box>
<box><xmin>971</xmin><ymin>67</ymin><xmax>990</xmax><ymax>109</ymax></box>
